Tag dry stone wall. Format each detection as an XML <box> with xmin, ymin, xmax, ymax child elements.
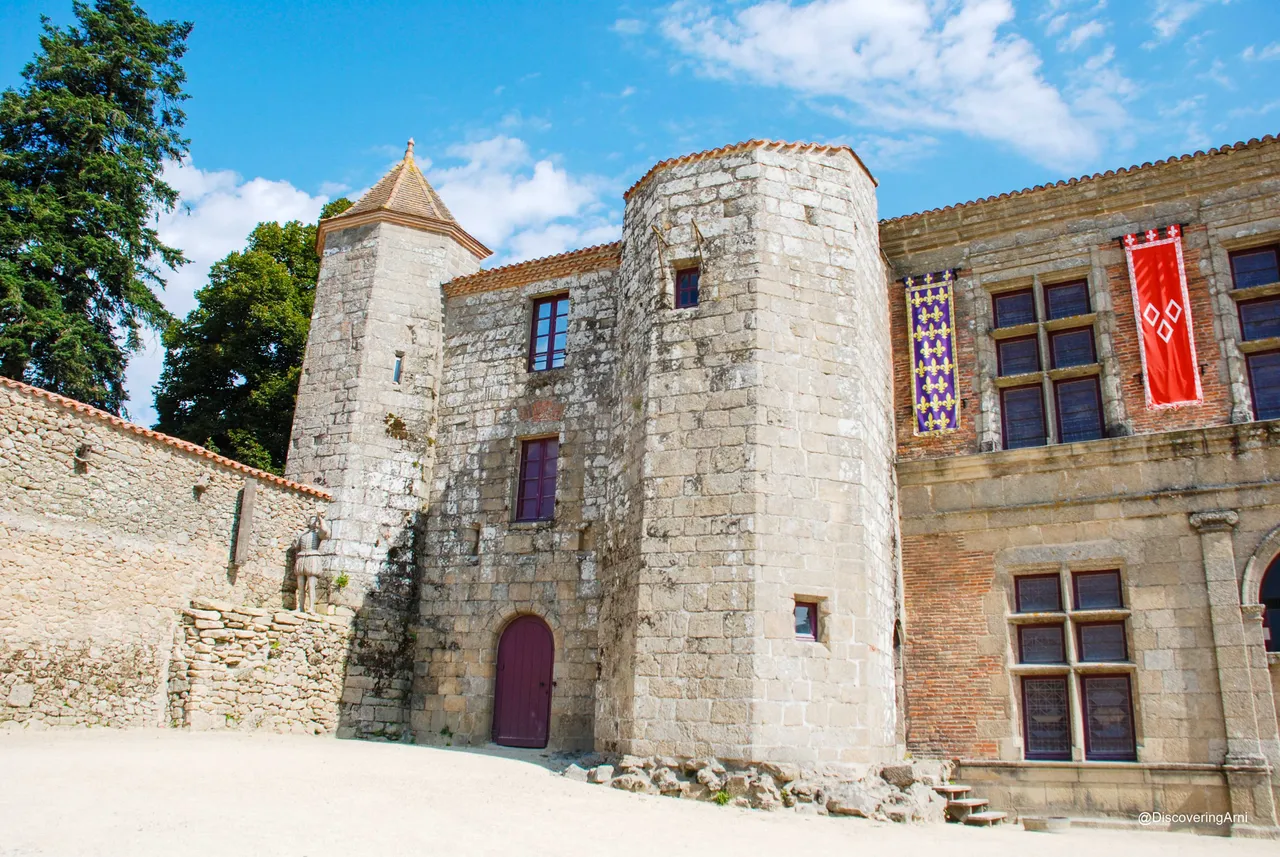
<box><xmin>0</xmin><ymin>380</ymin><xmax>328</xmax><ymax>728</ymax></box>
<box><xmin>168</xmin><ymin>598</ymin><xmax>351</xmax><ymax>733</ymax></box>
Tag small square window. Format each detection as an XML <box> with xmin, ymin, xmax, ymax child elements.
<box><xmin>1073</xmin><ymin>570</ymin><xmax>1123</xmax><ymax>610</ymax></box>
<box><xmin>1000</xmin><ymin>384</ymin><xmax>1047</xmax><ymax>449</ymax></box>
<box><xmin>1018</xmin><ymin>624</ymin><xmax>1066</xmax><ymax>664</ymax></box>
<box><xmin>997</xmin><ymin>336</ymin><xmax>1040</xmax><ymax>376</ymax></box>
<box><xmin>1077</xmin><ymin>622</ymin><xmax>1127</xmax><ymax>662</ymax></box>
<box><xmin>1049</xmin><ymin>328</ymin><xmax>1096</xmax><ymax>369</ymax></box>
<box><xmin>1230</xmin><ymin>247</ymin><xmax>1280</xmax><ymax>290</ymax></box>
<box><xmin>795</xmin><ymin>601</ymin><xmax>819</xmax><ymax>641</ymax></box>
<box><xmin>1239</xmin><ymin>296</ymin><xmax>1280</xmax><ymax>341</ymax></box>
<box><xmin>1015</xmin><ymin>574</ymin><xmax>1062</xmax><ymax>613</ymax></box>
<box><xmin>675</xmin><ymin>266</ymin><xmax>700</xmax><ymax>309</ymax></box>
<box><xmin>1044</xmin><ymin>281</ymin><xmax>1091</xmax><ymax>320</ymax></box>
<box><xmin>1054</xmin><ymin>377</ymin><xmax>1104</xmax><ymax>444</ymax></box>
<box><xmin>1247</xmin><ymin>351</ymin><xmax>1280</xmax><ymax>421</ymax></box>
<box><xmin>528</xmin><ymin>295</ymin><xmax>570</xmax><ymax>372</ymax></box>
<box><xmin>994</xmin><ymin>289</ymin><xmax>1036</xmax><ymax>328</ymax></box>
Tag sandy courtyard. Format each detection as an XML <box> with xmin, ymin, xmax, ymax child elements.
<box><xmin>0</xmin><ymin>731</ymin><xmax>1273</xmax><ymax>857</ymax></box>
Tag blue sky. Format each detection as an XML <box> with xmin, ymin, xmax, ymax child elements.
<box><xmin>1</xmin><ymin>0</ymin><xmax>1278</xmax><ymax>424</ymax></box>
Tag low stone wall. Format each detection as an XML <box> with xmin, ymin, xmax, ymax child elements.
<box><xmin>168</xmin><ymin>599</ymin><xmax>352</xmax><ymax>733</ymax></box>
<box><xmin>0</xmin><ymin>378</ymin><xmax>329</xmax><ymax>729</ymax></box>
<box><xmin>955</xmin><ymin>761</ymin><xmax>1231</xmax><ymax>833</ymax></box>
<box><xmin>560</xmin><ymin>755</ymin><xmax>953</xmax><ymax>823</ymax></box>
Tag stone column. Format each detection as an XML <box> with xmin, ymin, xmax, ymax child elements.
<box><xmin>1189</xmin><ymin>510</ymin><xmax>1279</xmax><ymax>835</ymax></box>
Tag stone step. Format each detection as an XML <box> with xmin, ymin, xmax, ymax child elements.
<box><xmin>945</xmin><ymin>797</ymin><xmax>990</xmax><ymax>822</ymax></box>
<box><xmin>934</xmin><ymin>784</ymin><xmax>971</xmax><ymax>795</ymax></box>
<box><xmin>963</xmin><ymin>811</ymin><xmax>1009</xmax><ymax>826</ymax></box>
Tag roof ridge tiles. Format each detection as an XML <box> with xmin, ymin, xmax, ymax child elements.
<box><xmin>444</xmin><ymin>242</ymin><xmax>622</xmax><ymax>297</ymax></box>
<box><xmin>880</xmin><ymin>134</ymin><xmax>1279</xmax><ymax>226</ymax></box>
<box><xmin>1</xmin><ymin>376</ymin><xmax>331</xmax><ymax>500</ymax></box>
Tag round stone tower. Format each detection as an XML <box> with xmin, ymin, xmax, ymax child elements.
<box><xmin>598</xmin><ymin>141</ymin><xmax>897</xmax><ymax>764</ymax></box>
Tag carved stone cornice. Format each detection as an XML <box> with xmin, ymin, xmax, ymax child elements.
<box><xmin>1189</xmin><ymin>509</ymin><xmax>1239</xmax><ymax>533</ymax></box>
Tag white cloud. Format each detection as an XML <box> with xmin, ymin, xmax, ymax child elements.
<box><xmin>1148</xmin><ymin>0</ymin><xmax>1230</xmax><ymax>44</ymax></box>
<box><xmin>1061</xmin><ymin>20</ymin><xmax>1105</xmax><ymax>51</ymax></box>
<box><xmin>659</xmin><ymin>0</ymin><xmax>1125</xmax><ymax>169</ymax></box>
<box><xmin>612</xmin><ymin>18</ymin><xmax>647</xmax><ymax>35</ymax></box>
<box><xmin>1243</xmin><ymin>43</ymin><xmax>1280</xmax><ymax>61</ymax></box>
<box><xmin>432</xmin><ymin>136</ymin><xmax>619</xmax><ymax>264</ymax></box>
<box><xmin>124</xmin><ymin>158</ymin><xmax>330</xmax><ymax>425</ymax></box>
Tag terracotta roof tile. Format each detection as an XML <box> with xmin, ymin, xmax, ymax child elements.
<box><xmin>880</xmin><ymin>135</ymin><xmax>1280</xmax><ymax>226</ymax></box>
<box><xmin>444</xmin><ymin>242</ymin><xmax>622</xmax><ymax>297</ymax></box>
<box><xmin>624</xmin><ymin>139</ymin><xmax>877</xmax><ymax>200</ymax></box>
<box><xmin>1</xmin><ymin>376</ymin><xmax>331</xmax><ymax>500</ymax></box>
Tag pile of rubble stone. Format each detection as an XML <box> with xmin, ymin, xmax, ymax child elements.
<box><xmin>560</xmin><ymin>755</ymin><xmax>954</xmax><ymax>823</ymax></box>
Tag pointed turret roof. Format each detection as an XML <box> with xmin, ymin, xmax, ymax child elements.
<box><xmin>317</xmin><ymin>139</ymin><xmax>491</xmax><ymax>259</ymax></box>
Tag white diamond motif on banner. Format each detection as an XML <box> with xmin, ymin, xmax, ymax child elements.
<box><xmin>1165</xmin><ymin>299</ymin><xmax>1182</xmax><ymax>323</ymax></box>
<box><xmin>1157</xmin><ymin>319</ymin><xmax>1174</xmax><ymax>342</ymax></box>
<box><xmin>1143</xmin><ymin>304</ymin><xmax>1161</xmax><ymax>326</ymax></box>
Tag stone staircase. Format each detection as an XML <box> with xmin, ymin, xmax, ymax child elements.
<box><xmin>935</xmin><ymin>783</ymin><xmax>1008</xmax><ymax>826</ymax></box>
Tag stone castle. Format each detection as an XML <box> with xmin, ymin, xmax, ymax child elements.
<box><xmin>4</xmin><ymin>134</ymin><xmax>1280</xmax><ymax>834</ymax></box>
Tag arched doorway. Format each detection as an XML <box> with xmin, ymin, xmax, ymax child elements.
<box><xmin>1263</xmin><ymin>557</ymin><xmax>1280</xmax><ymax>652</ymax></box>
<box><xmin>492</xmin><ymin>615</ymin><xmax>554</xmax><ymax>748</ymax></box>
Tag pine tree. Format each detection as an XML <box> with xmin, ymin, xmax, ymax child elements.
<box><xmin>0</xmin><ymin>0</ymin><xmax>192</xmax><ymax>414</ymax></box>
<box><xmin>153</xmin><ymin>199</ymin><xmax>352</xmax><ymax>473</ymax></box>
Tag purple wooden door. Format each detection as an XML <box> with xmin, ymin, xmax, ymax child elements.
<box><xmin>492</xmin><ymin>615</ymin><xmax>554</xmax><ymax>748</ymax></box>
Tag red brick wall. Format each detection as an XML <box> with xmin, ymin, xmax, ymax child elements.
<box><xmin>901</xmin><ymin>533</ymin><xmax>1004</xmax><ymax>759</ymax></box>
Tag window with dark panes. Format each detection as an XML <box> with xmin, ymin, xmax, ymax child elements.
<box><xmin>1239</xmin><ymin>296</ymin><xmax>1280</xmax><ymax>341</ymax></box>
<box><xmin>1081</xmin><ymin>675</ymin><xmax>1137</xmax><ymax>761</ymax></box>
<box><xmin>1049</xmin><ymin>327</ymin><xmax>1097</xmax><ymax>368</ymax></box>
<box><xmin>1055</xmin><ymin>377</ymin><xmax>1104</xmax><ymax>443</ymax></box>
<box><xmin>1247</xmin><ymin>351</ymin><xmax>1280</xmax><ymax>421</ymax></box>
<box><xmin>1077</xmin><ymin>622</ymin><xmax>1128</xmax><ymax>662</ymax></box>
<box><xmin>1001</xmin><ymin>384</ymin><xmax>1047</xmax><ymax>449</ymax></box>
<box><xmin>997</xmin><ymin>336</ymin><xmax>1040</xmax><ymax>376</ymax></box>
<box><xmin>994</xmin><ymin>289</ymin><xmax>1036</xmax><ymax>328</ymax></box>
<box><xmin>1073</xmin><ymin>570</ymin><xmax>1123</xmax><ymax>610</ymax></box>
<box><xmin>1045</xmin><ymin>281</ymin><xmax>1091</xmax><ymax>320</ymax></box>
<box><xmin>528</xmin><ymin>294</ymin><xmax>569</xmax><ymax>371</ymax></box>
<box><xmin>1022</xmin><ymin>676</ymin><xmax>1072</xmax><ymax>760</ymax></box>
<box><xmin>1261</xmin><ymin>558</ymin><xmax>1280</xmax><ymax>653</ymax></box>
<box><xmin>1230</xmin><ymin>246</ymin><xmax>1280</xmax><ymax>289</ymax></box>
<box><xmin>1018</xmin><ymin>624</ymin><xmax>1066</xmax><ymax>664</ymax></box>
<box><xmin>675</xmin><ymin>266</ymin><xmax>700</xmax><ymax>309</ymax></box>
<box><xmin>795</xmin><ymin>601</ymin><xmax>818</xmax><ymax>641</ymax></box>
<box><xmin>515</xmin><ymin>438</ymin><xmax>559</xmax><ymax>522</ymax></box>
<box><xmin>1015</xmin><ymin>574</ymin><xmax>1062</xmax><ymax>613</ymax></box>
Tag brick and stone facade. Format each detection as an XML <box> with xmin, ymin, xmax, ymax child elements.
<box><xmin>5</xmin><ymin>132</ymin><xmax>1280</xmax><ymax>834</ymax></box>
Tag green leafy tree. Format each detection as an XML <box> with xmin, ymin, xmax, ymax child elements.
<box><xmin>153</xmin><ymin>198</ymin><xmax>352</xmax><ymax>473</ymax></box>
<box><xmin>0</xmin><ymin>1</ymin><xmax>192</xmax><ymax>413</ymax></box>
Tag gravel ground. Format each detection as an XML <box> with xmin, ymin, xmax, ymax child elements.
<box><xmin>0</xmin><ymin>731</ymin><xmax>1273</xmax><ymax>857</ymax></box>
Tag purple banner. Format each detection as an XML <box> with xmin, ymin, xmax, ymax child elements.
<box><xmin>905</xmin><ymin>270</ymin><xmax>960</xmax><ymax>435</ymax></box>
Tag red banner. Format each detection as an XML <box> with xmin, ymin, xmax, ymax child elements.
<box><xmin>1123</xmin><ymin>225</ymin><xmax>1202</xmax><ymax>409</ymax></box>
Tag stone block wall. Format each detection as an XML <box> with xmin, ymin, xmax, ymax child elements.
<box><xmin>897</xmin><ymin>423</ymin><xmax>1280</xmax><ymax>817</ymax></box>
<box><xmin>881</xmin><ymin>136</ymin><xmax>1280</xmax><ymax>461</ymax></box>
<box><xmin>0</xmin><ymin>379</ymin><xmax>328</xmax><ymax>728</ymax></box>
<box><xmin>169</xmin><ymin>598</ymin><xmax>352</xmax><ymax>733</ymax></box>
<box><xmin>413</xmin><ymin>259</ymin><xmax>619</xmax><ymax>750</ymax></box>
<box><xmin>607</xmin><ymin>143</ymin><xmax>896</xmax><ymax>764</ymax></box>
<box><xmin>286</xmin><ymin>220</ymin><xmax>485</xmax><ymax>741</ymax></box>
